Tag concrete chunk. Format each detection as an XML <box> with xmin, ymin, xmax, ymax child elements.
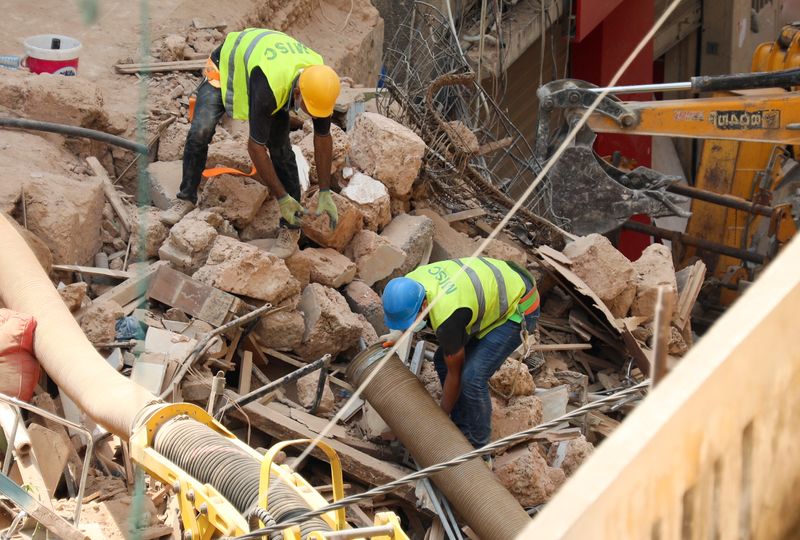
<box><xmin>346</xmin><ymin>230</ymin><xmax>406</xmax><ymax>287</ymax></box>
<box><xmin>343</xmin><ymin>280</ymin><xmax>387</xmax><ymax>335</ymax></box>
<box><xmin>158</xmin><ymin>214</ymin><xmax>218</xmax><ymax>274</ymax></box>
<box><xmin>296</xmin><ymin>371</ymin><xmax>336</xmax><ymax>415</ymax></box>
<box><xmin>489</xmin><ymin>359</ymin><xmax>535</xmax><ymax>397</ymax></box>
<box><xmin>59</xmin><ymin>282</ymin><xmax>88</xmax><ymax>313</ymax></box>
<box><xmin>631</xmin><ymin>243</ymin><xmax>678</xmax><ymax>320</ymax></box>
<box><xmin>377</xmin><ymin>214</ymin><xmax>433</xmax><ymax>286</ymax></box>
<box><xmin>562</xmin><ymin>233</ymin><xmax>636</xmax><ymax>317</ymax></box>
<box><xmin>147</xmin><ymin>161</ymin><xmax>182</xmax><ymax>211</ymax></box>
<box><xmin>349</xmin><ymin>112</ymin><xmax>426</xmax><ymax>199</ymax></box>
<box><xmin>253</xmin><ymin>310</ymin><xmax>305</xmax><ymax>352</ymax></box>
<box><xmin>491</xmin><ymin>394</ymin><xmax>543</xmax><ymax>441</ymax></box>
<box><xmin>494</xmin><ymin>444</ymin><xmax>566</xmax><ymax>506</ymax></box>
<box><xmin>131</xmin><ymin>206</ymin><xmax>169</xmax><ymax>260</ymax></box>
<box><xmin>295</xmin><ymin>283</ymin><xmax>363</xmax><ymax>360</ymax></box>
<box><xmin>415</xmin><ymin>208</ymin><xmax>474</xmax><ymax>262</ymax></box>
<box><xmin>193</xmin><ymin>236</ymin><xmax>300</xmax><ymax>303</ymax></box>
<box><xmin>80</xmin><ymin>301</ymin><xmax>123</xmax><ymax>345</ymax></box>
<box><xmin>240</xmin><ymin>198</ymin><xmax>281</xmax><ymax>241</ymax></box>
<box><xmin>340</xmin><ymin>172</ymin><xmax>391</xmax><ymax>232</ymax></box>
<box><xmin>302</xmin><ymin>191</ymin><xmax>363</xmax><ymax>251</ymax></box>
<box><xmin>304</xmin><ymin>248</ymin><xmax>357</xmax><ymax>288</ymax></box>
<box><xmin>198</xmin><ymin>174</ymin><xmax>268</xmax><ymax>229</ymax></box>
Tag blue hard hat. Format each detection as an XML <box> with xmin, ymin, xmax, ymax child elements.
<box><xmin>382</xmin><ymin>278</ymin><xmax>426</xmax><ymax>331</ymax></box>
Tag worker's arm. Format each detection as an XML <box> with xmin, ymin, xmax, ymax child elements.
<box><xmin>440</xmin><ymin>348</ymin><xmax>465</xmax><ymax>414</ymax></box>
<box><xmin>311</xmin><ymin>117</ymin><xmax>338</xmax><ymax>228</ymax></box>
<box><xmin>247</xmin><ymin>139</ymin><xmax>288</xmax><ymax>198</ymax></box>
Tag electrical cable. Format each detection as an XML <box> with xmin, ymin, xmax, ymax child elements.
<box><xmin>232</xmin><ymin>381</ymin><xmax>649</xmax><ymax>539</ymax></box>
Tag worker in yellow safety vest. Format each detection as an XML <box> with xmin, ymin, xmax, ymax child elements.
<box><xmin>161</xmin><ymin>29</ymin><xmax>341</xmax><ymax>259</ymax></box>
<box><xmin>381</xmin><ymin>257</ymin><xmax>541</xmax><ymax>448</ymax></box>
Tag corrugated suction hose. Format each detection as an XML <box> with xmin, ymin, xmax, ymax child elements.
<box><xmin>153</xmin><ymin>416</ymin><xmax>332</xmax><ymax>538</ymax></box>
<box><xmin>347</xmin><ymin>346</ymin><xmax>531</xmax><ymax>540</ymax></box>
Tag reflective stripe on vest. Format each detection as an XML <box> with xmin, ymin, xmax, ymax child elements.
<box><xmin>219</xmin><ymin>28</ymin><xmax>323</xmax><ymax>120</ymax></box>
<box><xmin>406</xmin><ymin>257</ymin><xmax>528</xmax><ymax>339</ymax></box>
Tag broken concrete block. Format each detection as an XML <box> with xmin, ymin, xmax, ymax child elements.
<box><xmin>80</xmin><ymin>301</ymin><xmax>124</xmax><ymax>344</ymax></box>
<box><xmin>489</xmin><ymin>359</ymin><xmax>535</xmax><ymax>398</ymax></box>
<box><xmin>158</xmin><ymin>214</ymin><xmax>218</xmax><ymax>274</ymax></box>
<box><xmin>346</xmin><ymin>230</ymin><xmax>406</xmax><ymax>287</ymax></box>
<box><xmin>415</xmin><ymin>208</ymin><xmax>475</xmax><ymax>262</ymax></box>
<box><xmin>285</xmin><ymin>249</ymin><xmax>312</xmax><ymax>290</ymax></box>
<box><xmin>190</xmin><ymin>208</ymin><xmax>239</xmax><ymax>239</ymax></box>
<box><xmin>377</xmin><ymin>213</ymin><xmax>434</xmax><ymax>284</ymax></box>
<box><xmin>253</xmin><ymin>310</ymin><xmax>305</xmax><ymax>351</ymax></box>
<box><xmin>343</xmin><ymin>280</ymin><xmax>386</xmax><ymax>335</ymax></box>
<box><xmin>296</xmin><ymin>371</ymin><xmax>336</xmax><ymax>415</ymax></box>
<box><xmin>131</xmin><ymin>206</ymin><xmax>169</xmax><ymax>260</ymax></box>
<box><xmin>207</xmin><ymin>138</ymin><xmax>253</xmax><ymax>173</ymax></box>
<box><xmin>535</xmin><ymin>385</ymin><xmax>569</xmax><ymax>422</ymax></box>
<box><xmin>491</xmin><ymin>394</ymin><xmax>543</xmax><ymax>441</ymax></box>
<box><xmin>631</xmin><ymin>243</ymin><xmax>678</xmax><ymax>320</ymax></box>
<box><xmin>295</xmin><ymin>283</ymin><xmax>364</xmax><ymax>360</ymax></box>
<box><xmin>23</xmin><ymin>174</ymin><xmax>104</xmax><ymax>265</ymax></box>
<box><xmin>669</xmin><ymin>325</ymin><xmax>689</xmax><ymax>356</ymax></box>
<box><xmin>198</xmin><ymin>174</ymin><xmax>268</xmax><ymax>229</ymax></box>
<box><xmin>494</xmin><ymin>444</ymin><xmax>566</xmax><ymax>506</ymax></box>
<box><xmin>562</xmin><ymin>233</ymin><xmax>636</xmax><ymax>317</ymax></box>
<box><xmin>239</xmin><ymin>198</ymin><xmax>281</xmax><ymax>241</ymax></box>
<box><xmin>340</xmin><ymin>172</ymin><xmax>391</xmax><ymax>232</ymax></box>
<box><xmin>157</xmin><ymin>121</ymin><xmax>190</xmax><ymax>162</ymax></box>
<box><xmin>147</xmin><ymin>161</ymin><xmax>182</xmax><ymax>211</ymax></box>
<box><xmin>59</xmin><ymin>282</ymin><xmax>88</xmax><ymax>313</ymax></box>
<box><xmin>482</xmin><ymin>237</ymin><xmax>528</xmax><ymax>267</ymax></box>
<box><xmin>297</xmin><ymin>124</ymin><xmax>348</xmax><ymax>184</ymax></box>
<box><xmin>547</xmin><ymin>435</ymin><xmax>594</xmax><ymax>477</ymax></box>
<box><xmin>193</xmin><ymin>236</ymin><xmax>300</xmax><ymax>304</ymax></box>
<box><xmin>303</xmin><ymin>248</ymin><xmax>357</xmax><ymax>288</ymax></box>
<box><xmin>161</xmin><ymin>34</ymin><xmax>187</xmax><ymax>62</ymax></box>
<box><xmin>2</xmin><ymin>211</ymin><xmax>53</xmax><ymax>274</ymax></box>
<box><xmin>349</xmin><ymin>112</ymin><xmax>426</xmax><ymax>199</ymax></box>
<box><xmin>302</xmin><ymin>191</ymin><xmax>363</xmax><ymax>251</ymax></box>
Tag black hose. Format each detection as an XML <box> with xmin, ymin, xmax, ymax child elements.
<box><xmin>153</xmin><ymin>416</ymin><xmax>332</xmax><ymax>538</ymax></box>
<box><xmin>0</xmin><ymin>116</ymin><xmax>149</xmax><ymax>154</ymax></box>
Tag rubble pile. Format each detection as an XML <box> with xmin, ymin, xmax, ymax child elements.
<box><xmin>0</xmin><ymin>17</ymin><xmax>704</xmax><ymax>538</ymax></box>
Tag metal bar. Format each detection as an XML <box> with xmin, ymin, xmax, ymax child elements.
<box><xmin>0</xmin><ymin>393</ymin><xmax>93</xmax><ymax>526</ymax></box>
<box><xmin>589</xmin><ymin>81</ymin><xmax>693</xmax><ymax>94</ymax></box>
<box><xmin>1</xmin><ymin>405</ymin><xmax>19</xmax><ymax>476</ymax></box>
<box><xmin>421</xmin><ymin>479</ymin><xmax>462</xmax><ymax>540</ymax></box>
<box><xmin>666</xmin><ymin>184</ymin><xmax>775</xmax><ymax>216</ymax></box>
<box><xmin>216</xmin><ymin>354</ymin><xmax>331</xmax><ymax>418</ymax></box>
<box><xmin>319</xmin><ymin>524</ymin><xmax>395</xmax><ymax>539</ymax></box>
<box><xmin>621</xmin><ymin>221</ymin><xmax>767</xmax><ymax>264</ymax></box>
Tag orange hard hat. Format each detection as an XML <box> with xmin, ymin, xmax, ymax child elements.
<box><xmin>298</xmin><ymin>65</ymin><xmax>341</xmax><ymax>118</ymax></box>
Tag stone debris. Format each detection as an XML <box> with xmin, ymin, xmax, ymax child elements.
<box><xmin>491</xmin><ymin>395</ymin><xmax>543</xmax><ymax>441</ymax></box>
<box><xmin>548</xmin><ymin>435</ymin><xmax>595</xmax><ymax>477</ymax></box>
<box><xmin>377</xmin><ymin>213</ymin><xmax>434</xmax><ymax>284</ymax></box>
<box><xmin>80</xmin><ymin>301</ymin><xmax>124</xmax><ymax>345</ymax></box>
<box><xmin>304</xmin><ymin>247</ymin><xmax>358</xmax><ymax>288</ymax></box>
<box><xmin>340</xmin><ymin>172</ymin><xmax>392</xmax><ymax>232</ymax></box>
<box><xmin>346</xmin><ymin>230</ymin><xmax>406</xmax><ymax>287</ymax></box>
<box><xmin>631</xmin><ymin>243</ymin><xmax>678</xmax><ymax>320</ymax></box>
<box><xmin>297</xmin><ymin>123</ymin><xmax>349</xmax><ymax>184</ymax></box>
<box><xmin>489</xmin><ymin>359</ymin><xmax>535</xmax><ymax>397</ymax></box>
<box><xmin>146</xmin><ymin>160</ymin><xmax>183</xmax><ymax>211</ymax></box>
<box><xmin>296</xmin><ymin>283</ymin><xmax>364</xmax><ymax>360</ymax></box>
<box><xmin>131</xmin><ymin>207</ymin><xmax>170</xmax><ymax>260</ymax></box>
<box><xmin>193</xmin><ymin>236</ymin><xmax>300</xmax><ymax>304</ymax></box>
<box><xmin>59</xmin><ymin>282</ymin><xmax>89</xmax><ymax>313</ymax></box>
<box><xmin>158</xmin><ymin>213</ymin><xmax>219</xmax><ymax>274</ymax></box>
<box><xmin>296</xmin><ymin>371</ymin><xmax>336</xmax><ymax>415</ymax></box>
<box><xmin>348</xmin><ymin>112</ymin><xmax>426</xmax><ymax>199</ymax></box>
<box><xmin>239</xmin><ymin>198</ymin><xmax>281</xmax><ymax>241</ymax></box>
<box><xmin>302</xmin><ymin>190</ymin><xmax>364</xmax><ymax>251</ymax></box>
<box><xmin>254</xmin><ymin>309</ymin><xmax>306</xmax><ymax>352</ymax></box>
<box><xmin>198</xmin><ymin>174</ymin><xmax>269</xmax><ymax>228</ymax></box>
<box><xmin>343</xmin><ymin>280</ymin><xmax>386</xmax><ymax>335</ymax></box>
<box><xmin>494</xmin><ymin>444</ymin><xmax>566</xmax><ymax>507</ymax></box>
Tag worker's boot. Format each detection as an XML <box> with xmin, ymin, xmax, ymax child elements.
<box><xmin>160</xmin><ymin>199</ymin><xmax>195</xmax><ymax>225</ymax></box>
<box><xmin>270</xmin><ymin>226</ymin><xmax>300</xmax><ymax>259</ymax></box>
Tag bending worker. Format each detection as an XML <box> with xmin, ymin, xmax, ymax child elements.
<box><xmin>382</xmin><ymin>257</ymin><xmax>540</xmax><ymax>448</ymax></box>
<box><xmin>161</xmin><ymin>28</ymin><xmax>341</xmax><ymax>259</ymax></box>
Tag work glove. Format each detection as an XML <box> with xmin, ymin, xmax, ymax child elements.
<box><xmin>278</xmin><ymin>194</ymin><xmax>307</xmax><ymax>227</ymax></box>
<box><xmin>378</xmin><ymin>329</ymin><xmax>404</xmax><ymax>348</ymax></box>
<box><xmin>316</xmin><ymin>189</ymin><xmax>338</xmax><ymax>230</ymax></box>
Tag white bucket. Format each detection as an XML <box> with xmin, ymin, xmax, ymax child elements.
<box><xmin>23</xmin><ymin>34</ymin><xmax>82</xmax><ymax>76</ymax></box>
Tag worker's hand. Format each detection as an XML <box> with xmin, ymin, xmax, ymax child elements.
<box><xmin>378</xmin><ymin>329</ymin><xmax>404</xmax><ymax>348</ymax></box>
<box><xmin>316</xmin><ymin>189</ymin><xmax>338</xmax><ymax>230</ymax></box>
<box><xmin>278</xmin><ymin>194</ymin><xmax>307</xmax><ymax>226</ymax></box>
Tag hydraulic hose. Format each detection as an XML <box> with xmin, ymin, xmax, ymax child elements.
<box><xmin>0</xmin><ymin>214</ymin><xmax>155</xmax><ymax>438</ymax></box>
<box><xmin>347</xmin><ymin>345</ymin><xmax>531</xmax><ymax>540</ymax></box>
<box><xmin>0</xmin><ymin>116</ymin><xmax>149</xmax><ymax>154</ymax></box>
<box><xmin>153</xmin><ymin>416</ymin><xmax>332</xmax><ymax>538</ymax></box>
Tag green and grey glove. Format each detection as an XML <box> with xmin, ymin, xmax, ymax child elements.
<box><xmin>316</xmin><ymin>189</ymin><xmax>338</xmax><ymax>230</ymax></box>
<box><xmin>277</xmin><ymin>194</ymin><xmax>307</xmax><ymax>227</ymax></box>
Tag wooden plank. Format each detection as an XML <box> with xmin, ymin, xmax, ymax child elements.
<box><xmin>531</xmin><ymin>343</ymin><xmax>592</xmax><ymax>352</ymax></box>
<box><xmin>76</xmin><ymin>264</ymin><xmax>159</xmax><ymax>321</ymax></box>
<box><xmin>521</xmin><ymin>236</ymin><xmax>800</xmax><ymax>539</ymax></box>
<box><xmin>238</xmin><ymin>351</ymin><xmax>253</xmax><ymax>395</ymax></box>
<box><xmin>114</xmin><ymin>59</ymin><xmax>206</xmax><ymax>74</ymax></box>
<box><xmin>264</xmin><ymin>348</ymin><xmax>354</xmax><ymax>392</ymax></box>
<box><xmin>29</xmin><ymin>394</ymin><xmax>83</xmax><ymax>484</ymax></box>
<box><xmin>27</xmin><ymin>423</ymin><xmax>70</xmax><ymax>497</ymax></box>
<box><xmin>87</xmin><ymin>157</ymin><xmax>131</xmax><ymax>235</ymax></box>
<box><xmin>229</xmin><ymin>397</ymin><xmax>414</xmax><ymax>500</ymax></box>
<box><xmin>538</xmin><ymin>245</ymin><xmax>573</xmax><ymax>266</ymax></box>
<box><xmin>147</xmin><ymin>266</ymin><xmax>243</xmax><ymax>327</ymax></box>
<box><xmin>673</xmin><ymin>260</ymin><xmax>706</xmax><ymax>330</ymax></box>
<box><xmin>53</xmin><ymin>264</ymin><xmax>131</xmax><ymax>280</ymax></box>
<box><xmin>0</xmin><ymin>471</ymin><xmax>88</xmax><ymax>540</ymax></box>
<box><xmin>442</xmin><ymin>208</ymin><xmax>487</xmax><ymax>223</ymax></box>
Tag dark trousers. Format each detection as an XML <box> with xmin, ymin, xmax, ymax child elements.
<box><xmin>178</xmin><ymin>81</ymin><xmax>301</xmax><ymax>203</ymax></box>
<box><xmin>433</xmin><ymin>308</ymin><xmax>540</xmax><ymax>448</ymax></box>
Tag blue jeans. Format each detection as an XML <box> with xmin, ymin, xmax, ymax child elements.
<box><xmin>434</xmin><ymin>308</ymin><xmax>540</xmax><ymax>448</ymax></box>
<box><xmin>178</xmin><ymin>81</ymin><xmax>300</xmax><ymax>204</ymax></box>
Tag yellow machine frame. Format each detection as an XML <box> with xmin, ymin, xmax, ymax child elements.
<box><xmin>129</xmin><ymin>403</ymin><xmax>409</xmax><ymax>539</ymax></box>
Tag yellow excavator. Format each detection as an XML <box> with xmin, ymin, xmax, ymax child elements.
<box><xmin>535</xmin><ymin>24</ymin><xmax>800</xmax><ymax>315</ymax></box>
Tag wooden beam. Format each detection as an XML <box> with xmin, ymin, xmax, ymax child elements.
<box><xmin>531</xmin><ymin>343</ymin><xmax>592</xmax><ymax>352</ymax></box>
<box><xmin>673</xmin><ymin>260</ymin><xmax>706</xmax><ymax>330</ymax></box>
<box><xmin>228</xmin><ymin>397</ymin><xmax>414</xmax><ymax>500</ymax></box>
<box><xmin>442</xmin><ymin>208</ymin><xmax>487</xmax><ymax>223</ymax></box>
<box><xmin>53</xmin><ymin>264</ymin><xmax>131</xmax><ymax>280</ymax></box>
<box><xmin>87</xmin><ymin>157</ymin><xmax>132</xmax><ymax>236</ymax></box>
<box><xmin>238</xmin><ymin>351</ymin><xmax>253</xmax><ymax>395</ymax></box>
<box><xmin>75</xmin><ymin>263</ymin><xmax>159</xmax><ymax>320</ymax></box>
<box><xmin>114</xmin><ymin>59</ymin><xmax>206</xmax><ymax>74</ymax></box>
<box><xmin>264</xmin><ymin>348</ymin><xmax>354</xmax><ymax>392</ymax></box>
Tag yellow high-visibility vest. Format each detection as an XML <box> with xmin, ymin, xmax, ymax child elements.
<box><xmin>406</xmin><ymin>257</ymin><xmax>528</xmax><ymax>338</ymax></box>
<box><xmin>219</xmin><ymin>28</ymin><xmax>324</xmax><ymax>119</ymax></box>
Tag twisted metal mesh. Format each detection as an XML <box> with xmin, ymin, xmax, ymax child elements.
<box><xmin>377</xmin><ymin>1</ymin><xmax>569</xmax><ymax>243</ymax></box>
